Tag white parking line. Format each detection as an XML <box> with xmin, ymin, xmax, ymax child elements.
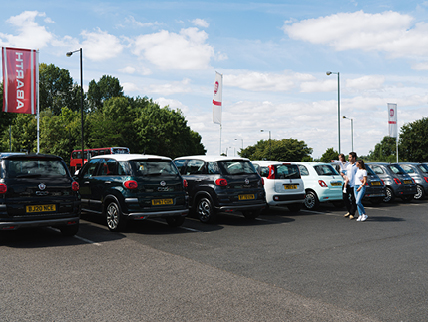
<box><xmin>74</xmin><ymin>235</ymin><xmax>102</xmax><ymax>246</ymax></box>
<box><xmin>180</xmin><ymin>226</ymin><xmax>204</xmax><ymax>232</ymax></box>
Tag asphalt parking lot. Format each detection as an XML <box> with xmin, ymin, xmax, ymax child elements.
<box><xmin>1</xmin><ymin>199</ymin><xmax>427</xmax><ymax>322</ymax></box>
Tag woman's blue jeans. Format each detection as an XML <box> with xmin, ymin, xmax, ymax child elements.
<box><xmin>354</xmin><ymin>185</ymin><xmax>366</xmax><ymax>216</ymax></box>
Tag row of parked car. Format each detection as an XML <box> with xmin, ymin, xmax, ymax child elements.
<box><xmin>0</xmin><ymin>152</ymin><xmax>427</xmax><ymax>236</ymax></box>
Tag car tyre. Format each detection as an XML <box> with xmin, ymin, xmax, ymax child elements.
<box><xmin>414</xmin><ymin>185</ymin><xmax>425</xmax><ymax>200</ymax></box>
<box><xmin>106</xmin><ymin>201</ymin><xmax>126</xmax><ymax>232</ymax></box>
<box><xmin>304</xmin><ymin>190</ymin><xmax>320</xmax><ymax>210</ymax></box>
<box><xmin>59</xmin><ymin>223</ymin><xmax>79</xmax><ymax>237</ymax></box>
<box><xmin>383</xmin><ymin>187</ymin><xmax>395</xmax><ymax>203</ymax></box>
<box><xmin>166</xmin><ymin>216</ymin><xmax>186</xmax><ymax>227</ymax></box>
<box><xmin>287</xmin><ymin>203</ymin><xmax>302</xmax><ymax>212</ymax></box>
<box><xmin>196</xmin><ymin>197</ymin><xmax>216</xmax><ymax>223</ymax></box>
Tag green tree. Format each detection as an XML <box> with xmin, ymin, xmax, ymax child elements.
<box><xmin>399</xmin><ymin>117</ymin><xmax>428</xmax><ymax>162</ymax></box>
<box><xmin>87</xmin><ymin>75</ymin><xmax>124</xmax><ymax>111</ymax></box>
<box><xmin>0</xmin><ymin>83</ymin><xmax>18</xmax><ymax>150</ymax></box>
<box><xmin>3</xmin><ymin>114</ymin><xmax>37</xmax><ymax>153</ymax></box>
<box><xmin>239</xmin><ymin>138</ymin><xmax>312</xmax><ymax>161</ymax></box>
<box><xmin>320</xmin><ymin>147</ymin><xmax>339</xmax><ymax>163</ymax></box>
<box><xmin>367</xmin><ymin>136</ymin><xmax>397</xmax><ymax>162</ymax></box>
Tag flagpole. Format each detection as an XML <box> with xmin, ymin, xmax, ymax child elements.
<box><xmin>36</xmin><ymin>50</ymin><xmax>40</xmax><ymax>153</ymax></box>
<box><xmin>219</xmin><ymin>124</ymin><xmax>222</xmax><ymax>156</ymax></box>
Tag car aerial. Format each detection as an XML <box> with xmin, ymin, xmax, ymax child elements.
<box><xmin>76</xmin><ymin>154</ymin><xmax>189</xmax><ymax>231</ymax></box>
<box><xmin>398</xmin><ymin>162</ymin><xmax>428</xmax><ymax>200</ymax></box>
<box><xmin>366</xmin><ymin>162</ymin><xmax>417</xmax><ymax>203</ymax></box>
<box><xmin>295</xmin><ymin>162</ymin><xmax>344</xmax><ymax>210</ymax></box>
<box><xmin>174</xmin><ymin>155</ymin><xmax>266</xmax><ymax>223</ymax></box>
<box><xmin>0</xmin><ymin>153</ymin><xmax>81</xmax><ymax>236</ymax></box>
<box><xmin>252</xmin><ymin>161</ymin><xmax>305</xmax><ymax>212</ymax></box>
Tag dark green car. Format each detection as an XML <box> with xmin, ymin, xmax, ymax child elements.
<box><xmin>76</xmin><ymin>154</ymin><xmax>189</xmax><ymax>231</ymax></box>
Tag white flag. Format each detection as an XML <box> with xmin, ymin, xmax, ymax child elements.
<box><xmin>213</xmin><ymin>71</ymin><xmax>222</xmax><ymax>125</ymax></box>
<box><xmin>388</xmin><ymin>103</ymin><xmax>397</xmax><ymax>138</ymax></box>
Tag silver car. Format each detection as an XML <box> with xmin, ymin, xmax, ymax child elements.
<box><xmin>398</xmin><ymin>162</ymin><xmax>428</xmax><ymax>200</ymax></box>
<box><xmin>366</xmin><ymin>163</ymin><xmax>417</xmax><ymax>203</ymax></box>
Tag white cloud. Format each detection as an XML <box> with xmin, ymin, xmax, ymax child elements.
<box><xmin>118</xmin><ymin>66</ymin><xmax>136</xmax><ymax>74</ymax></box>
<box><xmin>346</xmin><ymin>75</ymin><xmax>385</xmax><ymax>90</ymax></box>
<box><xmin>132</xmin><ymin>27</ymin><xmax>214</xmax><ymax>69</ymax></box>
<box><xmin>122</xmin><ymin>82</ymin><xmax>140</xmax><ymax>93</ymax></box>
<box><xmin>0</xmin><ymin>11</ymin><xmax>53</xmax><ymax>49</ymax></box>
<box><xmin>192</xmin><ymin>19</ymin><xmax>209</xmax><ymax>28</ymax></box>
<box><xmin>225</xmin><ymin>71</ymin><xmax>315</xmax><ymax>92</ymax></box>
<box><xmin>283</xmin><ymin>10</ymin><xmax>428</xmax><ymax>58</ymax></box>
<box><xmin>155</xmin><ymin>98</ymin><xmax>190</xmax><ymax>113</ymax></box>
<box><xmin>124</xmin><ymin>16</ymin><xmax>161</xmax><ymax>28</ymax></box>
<box><xmin>80</xmin><ymin>28</ymin><xmax>123</xmax><ymax>61</ymax></box>
<box><xmin>146</xmin><ymin>78</ymin><xmax>192</xmax><ymax>96</ymax></box>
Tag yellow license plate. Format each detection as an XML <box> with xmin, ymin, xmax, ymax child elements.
<box><xmin>403</xmin><ymin>180</ymin><xmax>412</xmax><ymax>184</ymax></box>
<box><xmin>152</xmin><ymin>199</ymin><xmax>173</xmax><ymax>206</ymax></box>
<box><xmin>331</xmin><ymin>182</ymin><xmax>342</xmax><ymax>186</ymax></box>
<box><xmin>26</xmin><ymin>204</ymin><xmax>56</xmax><ymax>213</ymax></box>
<box><xmin>284</xmin><ymin>185</ymin><xmax>297</xmax><ymax>189</ymax></box>
<box><xmin>239</xmin><ymin>194</ymin><xmax>255</xmax><ymax>200</ymax></box>
<box><xmin>371</xmin><ymin>181</ymin><xmax>381</xmax><ymax>186</ymax></box>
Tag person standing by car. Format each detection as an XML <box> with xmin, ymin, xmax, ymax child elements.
<box><xmin>332</xmin><ymin>154</ymin><xmax>349</xmax><ymax>193</ymax></box>
<box><xmin>342</xmin><ymin>152</ymin><xmax>358</xmax><ymax>219</ymax></box>
<box><xmin>354</xmin><ymin>160</ymin><xmax>368</xmax><ymax>222</ymax></box>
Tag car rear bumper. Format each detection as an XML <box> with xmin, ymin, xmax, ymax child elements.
<box><xmin>0</xmin><ymin>216</ymin><xmax>80</xmax><ymax>230</ymax></box>
<box><xmin>268</xmin><ymin>193</ymin><xmax>305</xmax><ymax>205</ymax></box>
<box><xmin>127</xmin><ymin>208</ymin><xmax>189</xmax><ymax>220</ymax></box>
<box><xmin>217</xmin><ymin>202</ymin><xmax>266</xmax><ymax>212</ymax></box>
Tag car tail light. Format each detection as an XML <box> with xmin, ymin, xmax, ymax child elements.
<box><xmin>267</xmin><ymin>165</ymin><xmax>275</xmax><ymax>179</ymax></box>
<box><xmin>318</xmin><ymin>180</ymin><xmax>328</xmax><ymax>187</ymax></box>
<box><xmin>183</xmin><ymin>179</ymin><xmax>188</xmax><ymax>188</ymax></box>
<box><xmin>124</xmin><ymin>180</ymin><xmax>138</xmax><ymax>189</ymax></box>
<box><xmin>71</xmin><ymin>181</ymin><xmax>79</xmax><ymax>191</ymax></box>
<box><xmin>411</xmin><ymin>178</ymin><xmax>415</xmax><ymax>184</ymax></box>
<box><xmin>261</xmin><ymin>178</ymin><xmax>264</xmax><ymax>185</ymax></box>
<box><xmin>424</xmin><ymin>177</ymin><xmax>428</xmax><ymax>183</ymax></box>
<box><xmin>0</xmin><ymin>183</ymin><xmax>7</xmax><ymax>194</ymax></box>
<box><xmin>215</xmin><ymin>178</ymin><xmax>228</xmax><ymax>186</ymax></box>
<box><xmin>380</xmin><ymin>179</ymin><xmax>385</xmax><ymax>185</ymax></box>
<box><xmin>393</xmin><ymin>178</ymin><xmax>402</xmax><ymax>185</ymax></box>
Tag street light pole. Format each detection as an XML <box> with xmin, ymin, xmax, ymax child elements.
<box><xmin>261</xmin><ymin>130</ymin><xmax>271</xmax><ymax>160</ymax></box>
<box><xmin>343</xmin><ymin>116</ymin><xmax>354</xmax><ymax>152</ymax></box>
<box><xmin>326</xmin><ymin>71</ymin><xmax>341</xmax><ymax>153</ymax></box>
<box><xmin>66</xmin><ymin>48</ymin><xmax>84</xmax><ymax>171</ymax></box>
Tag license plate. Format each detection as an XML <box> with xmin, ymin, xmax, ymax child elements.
<box><xmin>371</xmin><ymin>181</ymin><xmax>381</xmax><ymax>186</ymax></box>
<box><xmin>26</xmin><ymin>204</ymin><xmax>56</xmax><ymax>213</ymax></box>
<box><xmin>239</xmin><ymin>194</ymin><xmax>255</xmax><ymax>200</ymax></box>
<box><xmin>152</xmin><ymin>199</ymin><xmax>173</xmax><ymax>206</ymax></box>
<box><xmin>284</xmin><ymin>185</ymin><xmax>297</xmax><ymax>189</ymax></box>
<box><xmin>403</xmin><ymin>180</ymin><xmax>412</xmax><ymax>184</ymax></box>
<box><xmin>330</xmin><ymin>182</ymin><xmax>342</xmax><ymax>186</ymax></box>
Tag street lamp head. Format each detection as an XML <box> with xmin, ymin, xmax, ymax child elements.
<box><xmin>66</xmin><ymin>52</ymin><xmax>73</xmax><ymax>57</ymax></box>
<box><xmin>343</xmin><ymin>116</ymin><xmax>346</xmax><ymax>119</ymax></box>
<box><xmin>326</xmin><ymin>71</ymin><xmax>332</xmax><ymax>76</ymax></box>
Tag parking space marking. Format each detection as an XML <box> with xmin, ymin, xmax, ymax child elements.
<box><xmin>300</xmin><ymin>210</ymin><xmax>328</xmax><ymax>215</ymax></box>
<box><xmin>180</xmin><ymin>226</ymin><xmax>204</xmax><ymax>232</ymax></box>
<box><xmin>74</xmin><ymin>235</ymin><xmax>102</xmax><ymax>246</ymax></box>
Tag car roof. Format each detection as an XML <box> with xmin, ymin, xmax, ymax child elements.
<box><xmin>252</xmin><ymin>160</ymin><xmax>297</xmax><ymax>166</ymax></box>
<box><xmin>90</xmin><ymin>154</ymin><xmax>172</xmax><ymax>161</ymax></box>
<box><xmin>174</xmin><ymin>155</ymin><xmax>250</xmax><ymax>162</ymax></box>
<box><xmin>293</xmin><ymin>162</ymin><xmax>335</xmax><ymax>166</ymax></box>
<box><xmin>0</xmin><ymin>153</ymin><xmax>63</xmax><ymax>161</ymax></box>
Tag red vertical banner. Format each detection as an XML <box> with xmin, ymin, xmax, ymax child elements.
<box><xmin>2</xmin><ymin>47</ymin><xmax>38</xmax><ymax>115</ymax></box>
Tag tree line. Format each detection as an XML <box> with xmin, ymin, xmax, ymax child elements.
<box><xmin>0</xmin><ymin>63</ymin><xmax>206</xmax><ymax>164</ymax></box>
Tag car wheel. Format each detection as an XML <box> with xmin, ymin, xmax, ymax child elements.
<box><xmin>370</xmin><ymin>197</ymin><xmax>383</xmax><ymax>205</ymax></box>
<box><xmin>304</xmin><ymin>191</ymin><xmax>320</xmax><ymax>210</ymax></box>
<box><xmin>196</xmin><ymin>197</ymin><xmax>216</xmax><ymax>223</ymax></box>
<box><xmin>59</xmin><ymin>223</ymin><xmax>79</xmax><ymax>237</ymax></box>
<box><xmin>401</xmin><ymin>195</ymin><xmax>413</xmax><ymax>202</ymax></box>
<box><xmin>287</xmin><ymin>203</ymin><xmax>302</xmax><ymax>212</ymax></box>
<box><xmin>414</xmin><ymin>185</ymin><xmax>425</xmax><ymax>200</ymax></box>
<box><xmin>166</xmin><ymin>216</ymin><xmax>185</xmax><ymax>227</ymax></box>
<box><xmin>243</xmin><ymin>209</ymin><xmax>262</xmax><ymax>220</ymax></box>
<box><xmin>106</xmin><ymin>201</ymin><xmax>126</xmax><ymax>231</ymax></box>
<box><xmin>383</xmin><ymin>187</ymin><xmax>395</xmax><ymax>203</ymax></box>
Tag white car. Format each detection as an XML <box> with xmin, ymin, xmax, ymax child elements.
<box><xmin>295</xmin><ymin>162</ymin><xmax>344</xmax><ymax>210</ymax></box>
<box><xmin>252</xmin><ymin>161</ymin><xmax>305</xmax><ymax>212</ymax></box>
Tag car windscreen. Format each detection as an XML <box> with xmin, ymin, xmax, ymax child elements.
<box><xmin>388</xmin><ymin>164</ymin><xmax>405</xmax><ymax>175</ymax></box>
<box><xmin>276</xmin><ymin>164</ymin><xmax>300</xmax><ymax>179</ymax></box>
<box><xmin>130</xmin><ymin>160</ymin><xmax>180</xmax><ymax>177</ymax></box>
<box><xmin>5</xmin><ymin>159</ymin><xmax>69</xmax><ymax>178</ymax></box>
<box><xmin>313</xmin><ymin>164</ymin><xmax>339</xmax><ymax>176</ymax></box>
<box><xmin>218</xmin><ymin>161</ymin><xmax>257</xmax><ymax>175</ymax></box>
<box><xmin>417</xmin><ymin>164</ymin><xmax>428</xmax><ymax>174</ymax></box>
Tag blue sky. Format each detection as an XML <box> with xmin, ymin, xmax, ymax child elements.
<box><xmin>1</xmin><ymin>0</ymin><xmax>428</xmax><ymax>158</ymax></box>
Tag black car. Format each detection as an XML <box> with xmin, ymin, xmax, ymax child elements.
<box><xmin>76</xmin><ymin>154</ymin><xmax>189</xmax><ymax>231</ymax></box>
<box><xmin>362</xmin><ymin>165</ymin><xmax>386</xmax><ymax>204</ymax></box>
<box><xmin>174</xmin><ymin>156</ymin><xmax>266</xmax><ymax>223</ymax></box>
<box><xmin>0</xmin><ymin>153</ymin><xmax>81</xmax><ymax>236</ymax></box>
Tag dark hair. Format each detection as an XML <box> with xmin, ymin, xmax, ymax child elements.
<box><xmin>349</xmin><ymin>152</ymin><xmax>357</xmax><ymax>159</ymax></box>
<box><xmin>338</xmin><ymin>153</ymin><xmax>345</xmax><ymax>161</ymax></box>
<box><xmin>356</xmin><ymin>160</ymin><xmax>366</xmax><ymax>169</ymax></box>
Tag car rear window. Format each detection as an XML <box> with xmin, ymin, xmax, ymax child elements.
<box><xmin>366</xmin><ymin>166</ymin><xmax>376</xmax><ymax>175</ymax></box>
<box><xmin>131</xmin><ymin>160</ymin><xmax>180</xmax><ymax>177</ymax></box>
<box><xmin>276</xmin><ymin>164</ymin><xmax>300</xmax><ymax>179</ymax></box>
<box><xmin>218</xmin><ymin>161</ymin><xmax>257</xmax><ymax>175</ymax></box>
<box><xmin>313</xmin><ymin>164</ymin><xmax>339</xmax><ymax>176</ymax></box>
<box><xmin>388</xmin><ymin>164</ymin><xmax>405</xmax><ymax>174</ymax></box>
<box><xmin>5</xmin><ymin>159</ymin><xmax>68</xmax><ymax>178</ymax></box>
<box><xmin>417</xmin><ymin>164</ymin><xmax>428</xmax><ymax>173</ymax></box>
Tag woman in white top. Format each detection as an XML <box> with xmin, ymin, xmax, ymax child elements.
<box><xmin>354</xmin><ymin>160</ymin><xmax>368</xmax><ymax>222</ymax></box>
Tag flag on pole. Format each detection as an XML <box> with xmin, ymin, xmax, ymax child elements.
<box><xmin>2</xmin><ymin>47</ymin><xmax>38</xmax><ymax>115</ymax></box>
<box><xmin>213</xmin><ymin>71</ymin><xmax>222</xmax><ymax>125</ymax></box>
<box><xmin>387</xmin><ymin>103</ymin><xmax>397</xmax><ymax>138</ymax></box>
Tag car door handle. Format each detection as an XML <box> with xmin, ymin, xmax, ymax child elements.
<box><xmin>105</xmin><ymin>181</ymin><xmax>111</xmax><ymax>184</ymax></box>
<box><xmin>84</xmin><ymin>181</ymin><xmax>90</xmax><ymax>184</ymax></box>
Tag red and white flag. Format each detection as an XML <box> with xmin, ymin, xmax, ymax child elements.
<box><xmin>2</xmin><ymin>47</ymin><xmax>38</xmax><ymax>114</ymax></box>
<box><xmin>387</xmin><ymin>103</ymin><xmax>397</xmax><ymax>138</ymax></box>
<box><xmin>213</xmin><ymin>71</ymin><xmax>222</xmax><ymax>125</ymax></box>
